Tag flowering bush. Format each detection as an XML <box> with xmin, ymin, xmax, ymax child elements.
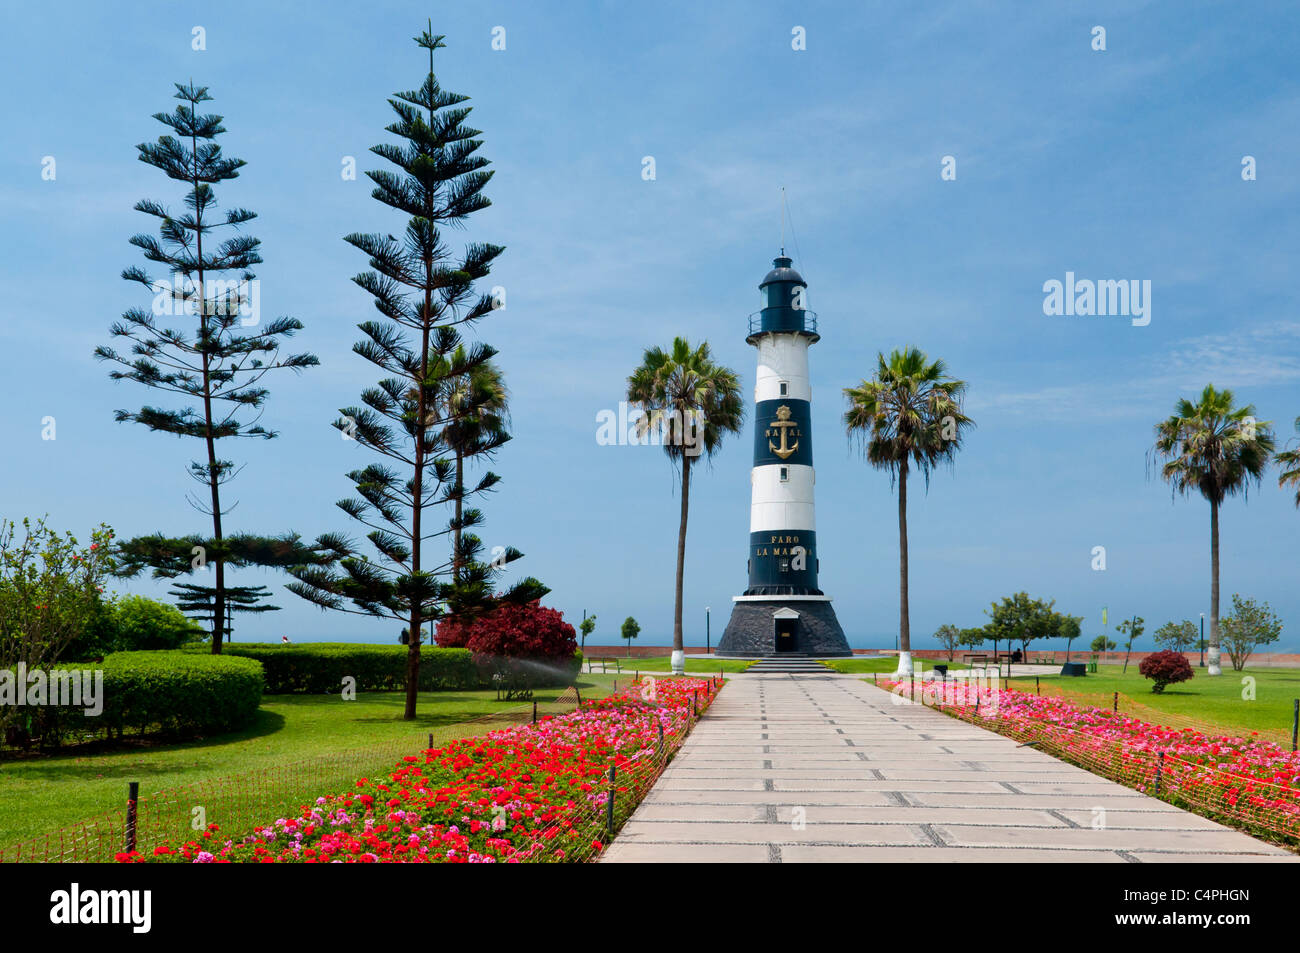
<box><xmin>120</xmin><ymin>676</ymin><xmax>719</xmax><ymax>863</ymax></box>
<box><xmin>886</xmin><ymin>678</ymin><xmax>1300</xmax><ymax>842</ymax></box>
<box><xmin>1138</xmin><ymin>649</ymin><xmax>1194</xmax><ymax>693</ymax></box>
<box><xmin>0</xmin><ymin>517</ymin><xmax>117</xmax><ymax>668</ymax></box>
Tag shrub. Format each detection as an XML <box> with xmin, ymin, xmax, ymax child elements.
<box><xmin>1138</xmin><ymin>649</ymin><xmax>1194</xmax><ymax>693</ymax></box>
<box><xmin>462</xmin><ymin>603</ymin><xmax>580</xmax><ymax>698</ymax></box>
<box><xmin>188</xmin><ymin>643</ymin><xmax>478</xmax><ymax>694</ymax></box>
<box><xmin>2</xmin><ymin>651</ymin><xmax>263</xmax><ymax>750</ymax></box>
<box><xmin>113</xmin><ymin>596</ymin><xmax>207</xmax><ymax>651</ymax></box>
<box><xmin>0</xmin><ymin>518</ymin><xmax>117</xmax><ymax>669</ymax></box>
<box><xmin>61</xmin><ymin>596</ymin><xmax>119</xmax><ymax>661</ymax></box>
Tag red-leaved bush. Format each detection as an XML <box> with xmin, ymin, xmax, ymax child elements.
<box><xmin>434</xmin><ymin>615</ymin><xmax>472</xmax><ymax>648</ymax></box>
<box><xmin>436</xmin><ymin>602</ymin><xmax>578</xmax><ymax>695</ymax></box>
<box><xmin>1138</xmin><ymin>649</ymin><xmax>1194</xmax><ymax>693</ymax></box>
<box><xmin>464</xmin><ymin>602</ymin><xmax>576</xmax><ymax>661</ymax></box>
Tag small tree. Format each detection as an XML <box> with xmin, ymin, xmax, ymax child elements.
<box><xmin>621</xmin><ymin>616</ymin><xmax>641</xmax><ymax>657</ymax></box>
<box><xmin>1057</xmin><ymin>613</ymin><xmax>1082</xmax><ymax>661</ymax></box>
<box><xmin>1090</xmin><ymin>634</ymin><xmax>1116</xmax><ymax>654</ymax></box>
<box><xmin>579</xmin><ymin>613</ymin><xmax>597</xmax><ymax>651</ymax></box>
<box><xmin>957</xmin><ymin>627</ymin><xmax>986</xmax><ymax>656</ymax></box>
<box><xmin>985</xmin><ymin>592</ymin><xmax>1057</xmax><ymax>666</ymax></box>
<box><xmin>934</xmin><ymin>623</ymin><xmax>961</xmax><ymax>662</ymax></box>
<box><xmin>1138</xmin><ymin>649</ymin><xmax>1194</xmax><ymax>693</ymax></box>
<box><xmin>1220</xmin><ymin>594</ymin><xmax>1282</xmax><ymax>671</ymax></box>
<box><xmin>1153</xmin><ymin>619</ymin><xmax>1197</xmax><ymax>654</ymax></box>
<box><xmin>1116</xmin><ymin>616</ymin><xmax>1144</xmax><ymax>673</ymax></box>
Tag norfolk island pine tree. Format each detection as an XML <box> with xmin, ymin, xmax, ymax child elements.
<box><xmin>96</xmin><ymin>82</ymin><xmax>330</xmax><ymax>650</ymax></box>
<box><xmin>285</xmin><ymin>26</ymin><xmax>544</xmax><ymax>720</ymax></box>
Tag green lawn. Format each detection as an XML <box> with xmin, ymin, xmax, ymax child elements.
<box><xmin>0</xmin><ymin>675</ymin><xmax>622</xmax><ymax>849</ymax></box>
<box><xmin>1003</xmin><ymin>664</ymin><xmax>1300</xmax><ymax>742</ymax></box>
<box><xmin>825</xmin><ymin>657</ymin><xmax>971</xmax><ymax>674</ymax></box>
<box><xmin>581</xmin><ymin>656</ymin><xmax>755</xmax><ymax>674</ymax></box>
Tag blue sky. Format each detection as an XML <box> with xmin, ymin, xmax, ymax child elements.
<box><xmin>2</xmin><ymin>1</ymin><xmax>1297</xmax><ymax>651</ymax></box>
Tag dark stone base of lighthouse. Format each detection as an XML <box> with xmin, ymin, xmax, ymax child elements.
<box><xmin>716</xmin><ymin>599</ymin><xmax>851</xmax><ymax>657</ymax></box>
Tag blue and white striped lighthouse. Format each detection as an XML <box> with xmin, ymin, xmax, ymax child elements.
<box><xmin>716</xmin><ymin>254</ymin><xmax>851</xmax><ymax>657</ymax></box>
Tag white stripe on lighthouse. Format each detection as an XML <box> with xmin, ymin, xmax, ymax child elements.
<box><xmin>754</xmin><ymin>334</ymin><xmax>811</xmax><ymax>402</ymax></box>
<box><xmin>750</xmin><ymin>464</ymin><xmax>816</xmax><ymax>532</ymax></box>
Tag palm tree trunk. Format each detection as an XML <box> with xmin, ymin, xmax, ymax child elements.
<box><xmin>1208</xmin><ymin>496</ymin><xmax>1222</xmax><ymax>675</ymax></box>
<box><xmin>672</xmin><ymin>455</ymin><xmax>691</xmax><ymax>673</ymax></box>
<box><xmin>896</xmin><ymin>463</ymin><xmax>912</xmax><ymax>676</ymax></box>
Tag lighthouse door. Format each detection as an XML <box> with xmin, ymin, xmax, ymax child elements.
<box><xmin>774</xmin><ymin>618</ymin><xmax>798</xmax><ymax>653</ymax></box>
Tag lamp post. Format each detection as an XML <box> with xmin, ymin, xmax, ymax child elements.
<box><xmin>1199</xmin><ymin>613</ymin><xmax>1205</xmax><ymax>668</ymax></box>
<box><xmin>705</xmin><ymin>607</ymin><xmax>711</xmax><ymax>654</ymax></box>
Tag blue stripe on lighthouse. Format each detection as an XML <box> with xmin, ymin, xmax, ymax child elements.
<box><xmin>745</xmin><ymin>529</ymin><xmax>820</xmax><ymax>594</ymax></box>
<box><xmin>752</xmin><ymin>398</ymin><xmax>813</xmax><ymax>467</ymax></box>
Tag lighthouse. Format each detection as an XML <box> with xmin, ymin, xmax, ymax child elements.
<box><xmin>716</xmin><ymin>254</ymin><xmax>851</xmax><ymax>657</ymax></box>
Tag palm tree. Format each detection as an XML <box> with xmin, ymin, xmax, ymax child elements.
<box><xmin>1151</xmin><ymin>385</ymin><xmax>1274</xmax><ymax>675</ymax></box>
<box><xmin>844</xmin><ymin>347</ymin><xmax>973</xmax><ymax>677</ymax></box>
<box><xmin>444</xmin><ymin>353</ymin><xmax>510</xmax><ymax>583</ymax></box>
<box><xmin>627</xmin><ymin>338</ymin><xmax>744</xmax><ymax>674</ymax></box>
<box><xmin>1278</xmin><ymin>416</ymin><xmax>1300</xmax><ymax>508</ymax></box>
<box><xmin>406</xmin><ymin>346</ymin><xmax>510</xmax><ymax>582</ymax></box>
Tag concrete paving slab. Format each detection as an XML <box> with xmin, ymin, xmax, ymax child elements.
<box><xmin>776</xmin><ymin>846</ymin><xmax>1130</xmax><ymax>863</ymax></box>
<box><xmin>612</xmin><ymin>821</ymin><xmax>930</xmax><ymax>846</ymax></box>
<box><xmin>601</xmin><ymin>675</ymin><xmax>1296</xmax><ymax>863</ymax></box>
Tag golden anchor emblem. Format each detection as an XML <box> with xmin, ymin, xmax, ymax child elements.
<box><xmin>767</xmin><ymin>405</ymin><xmax>800</xmax><ymax>460</ymax></box>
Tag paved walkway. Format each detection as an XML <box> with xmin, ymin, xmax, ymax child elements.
<box><xmin>603</xmin><ymin>674</ymin><xmax>1296</xmax><ymax>863</ymax></box>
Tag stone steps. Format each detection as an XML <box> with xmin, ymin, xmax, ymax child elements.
<box><xmin>746</xmin><ymin>655</ymin><xmax>831</xmax><ymax>674</ymax></box>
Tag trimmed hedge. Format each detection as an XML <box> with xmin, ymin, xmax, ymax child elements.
<box><xmin>192</xmin><ymin>643</ymin><xmax>479</xmax><ymax>694</ymax></box>
<box><xmin>186</xmin><ymin>643</ymin><xmax>582</xmax><ymax>694</ymax></box>
<box><xmin>2</xmin><ymin>651</ymin><xmax>264</xmax><ymax>750</ymax></box>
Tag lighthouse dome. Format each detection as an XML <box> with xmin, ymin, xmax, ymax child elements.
<box><xmin>759</xmin><ymin>255</ymin><xmax>805</xmax><ymax>289</ymax></box>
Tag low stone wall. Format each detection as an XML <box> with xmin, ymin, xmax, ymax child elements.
<box><xmin>863</xmin><ymin>648</ymin><xmax>1300</xmax><ymax>668</ymax></box>
<box><xmin>580</xmin><ymin>645</ymin><xmax>1300</xmax><ymax>667</ymax></box>
<box><xmin>581</xmin><ymin>645</ymin><xmax>712</xmax><ymax>658</ymax></box>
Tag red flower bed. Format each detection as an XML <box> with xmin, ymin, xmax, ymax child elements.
<box><xmin>119</xmin><ymin>676</ymin><xmax>719</xmax><ymax>863</ymax></box>
<box><xmin>885</xmin><ymin>678</ymin><xmax>1300</xmax><ymax>843</ymax></box>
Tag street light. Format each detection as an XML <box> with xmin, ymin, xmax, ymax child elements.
<box><xmin>705</xmin><ymin>607</ymin><xmax>711</xmax><ymax>654</ymax></box>
<box><xmin>1199</xmin><ymin>613</ymin><xmax>1205</xmax><ymax>668</ymax></box>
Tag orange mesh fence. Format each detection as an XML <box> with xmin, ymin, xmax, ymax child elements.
<box><xmin>510</xmin><ymin>676</ymin><xmax>722</xmax><ymax>863</ymax></box>
<box><xmin>875</xmin><ymin>676</ymin><xmax>1300</xmax><ymax>848</ymax></box>
<box><xmin>1</xmin><ymin>677</ymin><xmax>723</xmax><ymax>864</ymax></box>
<box><xmin>0</xmin><ymin>697</ymin><xmax>565</xmax><ymax>864</ymax></box>
<box><xmin>1014</xmin><ymin>677</ymin><xmax>1298</xmax><ymax>750</ymax></box>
